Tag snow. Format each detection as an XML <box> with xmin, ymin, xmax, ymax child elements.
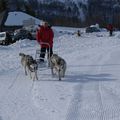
<box><xmin>73</xmin><ymin>0</ymin><xmax>88</xmax><ymax>21</ymax></box>
<box><xmin>37</xmin><ymin>0</ymin><xmax>88</xmax><ymax>4</ymax></box>
<box><xmin>1</xmin><ymin>25</ymin><xmax>120</xmax><ymax>120</ymax></box>
<box><xmin>5</xmin><ymin>11</ymin><xmax>41</xmax><ymax>26</ymax></box>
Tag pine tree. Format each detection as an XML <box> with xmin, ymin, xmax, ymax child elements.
<box><xmin>0</xmin><ymin>0</ymin><xmax>8</xmax><ymax>12</ymax></box>
<box><xmin>24</xmin><ymin>1</ymin><xmax>36</xmax><ymax>17</ymax></box>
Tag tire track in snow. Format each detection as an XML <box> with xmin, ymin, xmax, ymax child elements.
<box><xmin>66</xmin><ymin>81</ymin><xmax>106</xmax><ymax>120</ymax></box>
<box><xmin>8</xmin><ymin>70</ymin><xmax>20</xmax><ymax>89</ymax></box>
<box><xmin>96</xmin><ymin>48</ymin><xmax>120</xmax><ymax>120</ymax></box>
<box><xmin>66</xmin><ymin>49</ymin><xmax>113</xmax><ymax>120</ymax></box>
<box><xmin>0</xmin><ymin>71</ymin><xmax>39</xmax><ymax>120</ymax></box>
<box><xmin>65</xmin><ymin>83</ymin><xmax>83</xmax><ymax>120</ymax></box>
<box><xmin>99</xmin><ymin>84</ymin><xmax>120</xmax><ymax>120</ymax></box>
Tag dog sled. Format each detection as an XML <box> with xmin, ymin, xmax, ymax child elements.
<box><xmin>35</xmin><ymin>42</ymin><xmax>51</xmax><ymax>70</ymax></box>
<box><xmin>35</xmin><ymin>42</ymin><xmax>66</xmax><ymax>81</ymax></box>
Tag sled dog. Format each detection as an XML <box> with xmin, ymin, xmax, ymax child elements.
<box><xmin>50</xmin><ymin>54</ymin><xmax>66</xmax><ymax>80</ymax></box>
<box><xmin>19</xmin><ymin>53</ymin><xmax>38</xmax><ymax>80</ymax></box>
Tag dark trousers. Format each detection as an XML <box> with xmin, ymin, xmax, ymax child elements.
<box><xmin>40</xmin><ymin>47</ymin><xmax>53</xmax><ymax>61</ymax></box>
<box><xmin>110</xmin><ymin>30</ymin><xmax>113</xmax><ymax>36</ymax></box>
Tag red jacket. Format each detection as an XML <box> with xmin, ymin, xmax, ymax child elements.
<box><xmin>36</xmin><ymin>26</ymin><xmax>54</xmax><ymax>48</ymax></box>
<box><xmin>107</xmin><ymin>24</ymin><xmax>113</xmax><ymax>31</ymax></box>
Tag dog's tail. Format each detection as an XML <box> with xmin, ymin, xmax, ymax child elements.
<box><xmin>19</xmin><ymin>53</ymin><xmax>25</xmax><ymax>57</ymax></box>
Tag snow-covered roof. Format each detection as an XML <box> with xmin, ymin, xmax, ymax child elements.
<box><xmin>5</xmin><ymin>11</ymin><xmax>41</xmax><ymax>26</ymax></box>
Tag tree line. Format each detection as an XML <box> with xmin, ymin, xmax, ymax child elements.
<box><xmin>1</xmin><ymin>0</ymin><xmax>120</xmax><ymax>28</ymax></box>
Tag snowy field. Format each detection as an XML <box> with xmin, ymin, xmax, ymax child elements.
<box><xmin>1</xmin><ymin>27</ymin><xmax>120</xmax><ymax>120</ymax></box>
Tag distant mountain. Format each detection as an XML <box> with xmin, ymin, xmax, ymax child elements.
<box><xmin>3</xmin><ymin>0</ymin><xmax>120</xmax><ymax>27</ymax></box>
<box><xmin>36</xmin><ymin>0</ymin><xmax>88</xmax><ymax>21</ymax></box>
<box><xmin>25</xmin><ymin>0</ymin><xmax>88</xmax><ymax>27</ymax></box>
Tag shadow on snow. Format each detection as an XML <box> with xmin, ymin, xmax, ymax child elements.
<box><xmin>64</xmin><ymin>73</ymin><xmax>116</xmax><ymax>83</ymax></box>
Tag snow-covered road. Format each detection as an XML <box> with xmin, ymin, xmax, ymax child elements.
<box><xmin>1</xmin><ymin>29</ymin><xmax>120</xmax><ymax>120</ymax></box>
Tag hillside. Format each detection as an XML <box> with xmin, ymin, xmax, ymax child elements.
<box><xmin>26</xmin><ymin>0</ymin><xmax>120</xmax><ymax>27</ymax></box>
<box><xmin>2</xmin><ymin>0</ymin><xmax>120</xmax><ymax>27</ymax></box>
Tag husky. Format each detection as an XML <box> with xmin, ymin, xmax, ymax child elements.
<box><xmin>19</xmin><ymin>53</ymin><xmax>38</xmax><ymax>80</ymax></box>
<box><xmin>50</xmin><ymin>54</ymin><xmax>67</xmax><ymax>80</ymax></box>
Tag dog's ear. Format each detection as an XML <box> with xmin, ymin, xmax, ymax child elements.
<box><xmin>19</xmin><ymin>53</ymin><xmax>25</xmax><ymax>56</ymax></box>
<box><xmin>52</xmin><ymin>54</ymin><xmax>58</xmax><ymax>57</ymax></box>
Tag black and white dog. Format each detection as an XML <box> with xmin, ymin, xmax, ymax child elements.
<box><xmin>19</xmin><ymin>53</ymin><xmax>38</xmax><ymax>80</ymax></box>
<box><xmin>50</xmin><ymin>54</ymin><xmax>67</xmax><ymax>80</ymax></box>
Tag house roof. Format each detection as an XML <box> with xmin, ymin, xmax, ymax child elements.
<box><xmin>5</xmin><ymin>11</ymin><xmax>41</xmax><ymax>26</ymax></box>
